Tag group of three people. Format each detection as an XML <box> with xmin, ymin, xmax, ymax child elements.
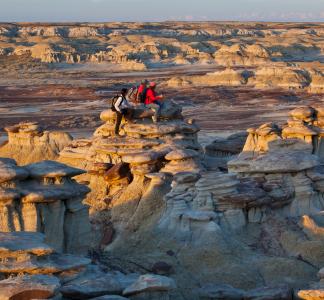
<box><xmin>113</xmin><ymin>80</ymin><xmax>164</xmax><ymax>135</ymax></box>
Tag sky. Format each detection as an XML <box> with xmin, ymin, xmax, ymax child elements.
<box><xmin>0</xmin><ymin>0</ymin><xmax>323</xmax><ymax>22</ymax></box>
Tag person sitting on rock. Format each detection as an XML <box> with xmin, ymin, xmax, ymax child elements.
<box><xmin>113</xmin><ymin>88</ymin><xmax>132</xmax><ymax>135</ymax></box>
<box><xmin>136</xmin><ymin>79</ymin><xmax>149</xmax><ymax>104</ymax></box>
<box><xmin>145</xmin><ymin>82</ymin><xmax>164</xmax><ymax>123</ymax></box>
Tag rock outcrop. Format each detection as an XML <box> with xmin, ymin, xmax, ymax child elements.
<box><xmin>0</xmin><ymin>122</ymin><xmax>72</xmax><ymax>165</ymax></box>
<box><xmin>0</xmin><ymin>158</ymin><xmax>91</xmax><ymax>254</ymax></box>
<box><xmin>0</xmin><ymin>231</ymin><xmax>176</xmax><ymax>300</ymax></box>
<box><xmin>1</xmin><ymin>23</ymin><xmax>323</xmax><ymax>92</ymax></box>
<box><xmin>214</xmin><ymin>44</ymin><xmax>271</xmax><ymax>66</ymax></box>
<box><xmin>56</xmin><ymin>104</ymin><xmax>324</xmax><ymax>298</ymax></box>
<box><xmin>167</xmin><ymin>68</ymin><xmax>249</xmax><ymax>87</ymax></box>
<box><xmin>58</xmin><ymin>100</ymin><xmax>201</xmax><ymax>250</ymax></box>
<box><xmin>248</xmin><ymin>65</ymin><xmax>311</xmax><ymax>89</ymax></box>
<box><xmin>2</xmin><ymin>102</ymin><xmax>324</xmax><ymax>298</ymax></box>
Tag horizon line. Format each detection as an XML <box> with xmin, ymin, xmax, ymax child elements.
<box><xmin>1</xmin><ymin>20</ymin><xmax>324</xmax><ymax>24</ymax></box>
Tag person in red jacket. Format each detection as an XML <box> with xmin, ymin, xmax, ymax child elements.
<box><xmin>145</xmin><ymin>82</ymin><xmax>164</xmax><ymax>123</ymax></box>
<box><xmin>136</xmin><ymin>79</ymin><xmax>148</xmax><ymax>103</ymax></box>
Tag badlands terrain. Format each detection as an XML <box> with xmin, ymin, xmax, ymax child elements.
<box><xmin>0</xmin><ymin>22</ymin><xmax>323</xmax><ymax>141</ymax></box>
<box><xmin>0</xmin><ymin>22</ymin><xmax>324</xmax><ymax>299</ymax></box>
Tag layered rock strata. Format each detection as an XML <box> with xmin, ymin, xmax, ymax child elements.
<box><xmin>0</xmin><ymin>122</ymin><xmax>72</xmax><ymax>165</ymax></box>
<box><xmin>0</xmin><ymin>158</ymin><xmax>91</xmax><ymax>253</ymax></box>
<box><xmin>3</xmin><ymin>104</ymin><xmax>313</xmax><ymax>298</ymax></box>
<box><xmin>93</xmin><ymin>106</ymin><xmax>324</xmax><ymax>298</ymax></box>
<box><xmin>58</xmin><ymin>101</ymin><xmax>201</xmax><ymax>251</ymax></box>
<box><xmin>0</xmin><ymin>231</ymin><xmax>176</xmax><ymax>300</ymax></box>
<box><xmin>242</xmin><ymin>106</ymin><xmax>324</xmax><ymax>159</ymax></box>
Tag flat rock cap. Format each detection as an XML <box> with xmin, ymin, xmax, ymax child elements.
<box><xmin>290</xmin><ymin>106</ymin><xmax>315</xmax><ymax>120</ymax></box>
<box><xmin>0</xmin><ymin>232</ymin><xmax>53</xmax><ymax>256</ymax></box>
<box><xmin>0</xmin><ymin>188</ymin><xmax>20</xmax><ymax>203</ymax></box>
<box><xmin>122</xmin><ymin>152</ymin><xmax>161</xmax><ymax>164</ymax></box>
<box><xmin>0</xmin><ymin>158</ymin><xmax>29</xmax><ymax>183</ymax></box>
<box><xmin>0</xmin><ymin>275</ymin><xmax>60</xmax><ymax>300</ymax></box>
<box><xmin>165</xmin><ymin>149</ymin><xmax>199</xmax><ymax>161</ymax></box>
<box><xmin>228</xmin><ymin>150</ymin><xmax>319</xmax><ymax>174</ymax></box>
<box><xmin>123</xmin><ymin>274</ymin><xmax>176</xmax><ymax>296</ymax></box>
<box><xmin>25</xmin><ymin>160</ymin><xmax>85</xmax><ymax>178</ymax></box>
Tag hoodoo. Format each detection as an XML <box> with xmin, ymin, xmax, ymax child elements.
<box><xmin>0</xmin><ymin>158</ymin><xmax>91</xmax><ymax>254</ymax></box>
<box><xmin>61</xmin><ymin>104</ymin><xmax>324</xmax><ymax>298</ymax></box>
<box><xmin>0</xmin><ymin>122</ymin><xmax>72</xmax><ymax>165</ymax></box>
<box><xmin>1</xmin><ymin>102</ymin><xmax>324</xmax><ymax>299</ymax></box>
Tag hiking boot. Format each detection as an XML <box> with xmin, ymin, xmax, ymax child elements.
<box><xmin>152</xmin><ymin>116</ymin><xmax>158</xmax><ymax>123</ymax></box>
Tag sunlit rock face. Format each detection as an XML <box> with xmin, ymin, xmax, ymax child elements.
<box><xmin>0</xmin><ymin>158</ymin><xmax>91</xmax><ymax>254</ymax></box>
<box><xmin>0</xmin><ymin>22</ymin><xmax>323</xmax><ymax>90</ymax></box>
<box><xmin>2</xmin><ymin>102</ymin><xmax>324</xmax><ymax>298</ymax></box>
<box><xmin>57</xmin><ymin>100</ymin><xmax>202</xmax><ymax>251</ymax></box>
<box><xmin>55</xmin><ymin>103</ymin><xmax>324</xmax><ymax>298</ymax></box>
<box><xmin>0</xmin><ymin>122</ymin><xmax>72</xmax><ymax>165</ymax></box>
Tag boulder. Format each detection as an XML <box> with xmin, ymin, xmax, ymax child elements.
<box><xmin>0</xmin><ymin>252</ymin><xmax>91</xmax><ymax>274</ymax></box>
<box><xmin>122</xmin><ymin>152</ymin><xmax>161</xmax><ymax>164</ymax></box>
<box><xmin>0</xmin><ymin>124</ymin><xmax>73</xmax><ymax>165</ymax></box>
<box><xmin>123</xmin><ymin>274</ymin><xmax>176</xmax><ymax>296</ymax></box>
<box><xmin>244</xmin><ymin>285</ymin><xmax>292</xmax><ymax>300</ymax></box>
<box><xmin>104</xmin><ymin>163</ymin><xmax>131</xmax><ymax>182</ymax></box>
<box><xmin>60</xmin><ymin>274</ymin><xmax>122</xmax><ymax>299</ymax></box>
<box><xmin>20</xmin><ymin>184</ymin><xmax>90</xmax><ymax>203</ymax></box>
<box><xmin>100</xmin><ymin>109</ymin><xmax>117</xmax><ymax>122</ymax></box>
<box><xmin>297</xmin><ymin>289</ymin><xmax>324</xmax><ymax>300</ymax></box>
<box><xmin>0</xmin><ymin>231</ymin><xmax>53</xmax><ymax>256</ymax></box>
<box><xmin>0</xmin><ymin>275</ymin><xmax>60</xmax><ymax>300</ymax></box>
<box><xmin>197</xmin><ymin>283</ymin><xmax>244</xmax><ymax>300</ymax></box>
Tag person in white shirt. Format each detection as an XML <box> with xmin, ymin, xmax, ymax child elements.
<box><xmin>114</xmin><ymin>88</ymin><xmax>132</xmax><ymax>135</ymax></box>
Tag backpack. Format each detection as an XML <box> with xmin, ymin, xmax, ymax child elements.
<box><xmin>110</xmin><ymin>95</ymin><xmax>120</xmax><ymax>112</ymax></box>
<box><xmin>137</xmin><ymin>87</ymin><xmax>148</xmax><ymax>104</ymax></box>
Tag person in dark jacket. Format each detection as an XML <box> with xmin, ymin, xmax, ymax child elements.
<box><xmin>114</xmin><ymin>88</ymin><xmax>132</xmax><ymax>135</ymax></box>
<box><xmin>136</xmin><ymin>79</ymin><xmax>148</xmax><ymax>103</ymax></box>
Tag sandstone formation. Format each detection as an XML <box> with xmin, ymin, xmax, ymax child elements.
<box><xmin>1</xmin><ymin>102</ymin><xmax>324</xmax><ymax>298</ymax></box>
<box><xmin>0</xmin><ymin>231</ymin><xmax>176</xmax><ymax>300</ymax></box>
<box><xmin>58</xmin><ymin>101</ymin><xmax>201</xmax><ymax>251</ymax></box>
<box><xmin>248</xmin><ymin>65</ymin><xmax>311</xmax><ymax>89</ymax></box>
<box><xmin>214</xmin><ymin>44</ymin><xmax>270</xmax><ymax>66</ymax></box>
<box><xmin>167</xmin><ymin>68</ymin><xmax>249</xmax><ymax>87</ymax></box>
<box><xmin>1</xmin><ymin>23</ymin><xmax>323</xmax><ymax>91</ymax></box>
<box><xmin>0</xmin><ymin>122</ymin><xmax>72</xmax><ymax>165</ymax></box>
<box><xmin>0</xmin><ymin>158</ymin><xmax>91</xmax><ymax>254</ymax></box>
<box><xmin>167</xmin><ymin>64</ymin><xmax>324</xmax><ymax>92</ymax></box>
<box><xmin>1</xmin><ymin>21</ymin><xmax>324</xmax><ymax>299</ymax></box>
<box><xmin>54</xmin><ymin>104</ymin><xmax>324</xmax><ymax>298</ymax></box>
